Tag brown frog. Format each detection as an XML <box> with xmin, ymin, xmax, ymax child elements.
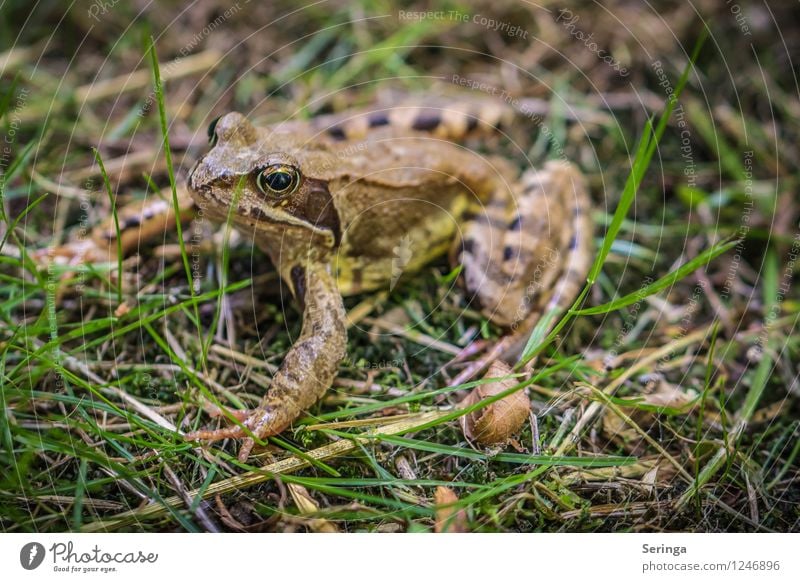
<box><xmin>37</xmin><ymin>97</ymin><xmax>592</xmax><ymax>461</ymax></box>
<box><xmin>183</xmin><ymin>99</ymin><xmax>593</xmax><ymax>460</ymax></box>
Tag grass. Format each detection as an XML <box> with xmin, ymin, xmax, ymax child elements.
<box><xmin>1</xmin><ymin>1</ymin><xmax>799</xmax><ymax>532</ymax></box>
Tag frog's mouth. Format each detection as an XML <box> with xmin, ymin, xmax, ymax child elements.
<box><xmin>243</xmin><ymin>194</ymin><xmax>341</xmax><ymax>252</ymax></box>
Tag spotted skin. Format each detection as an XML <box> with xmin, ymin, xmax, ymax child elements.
<box><xmin>33</xmin><ymin>187</ymin><xmax>195</xmax><ymax>266</ymax></box>
<box><xmin>315</xmin><ymin>98</ymin><xmax>514</xmax><ymax>143</ymax></box>
<box><xmin>456</xmin><ymin>161</ymin><xmax>592</xmax><ymax>330</ymax></box>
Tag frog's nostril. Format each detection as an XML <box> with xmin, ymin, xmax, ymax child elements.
<box><xmin>214</xmin><ymin>112</ymin><xmax>257</xmax><ymax>146</ymax></box>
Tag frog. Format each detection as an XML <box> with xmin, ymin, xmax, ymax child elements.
<box><xmin>36</xmin><ymin>96</ymin><xmax>592</xmax><ymax>462</ymax></box>
<box><xmin>182</xmin><ymin>98</ymin><xmax>593</xmax><ymax>460</ymax></box>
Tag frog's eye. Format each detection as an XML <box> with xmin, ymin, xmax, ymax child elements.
<box><xmin>207</xmin><ymin>116</ymin><xmax>221</xmax><ymax>146</ymax></box>
<box><xmin>256</xmin><ymin>164</ymin><xmax>300</xmax><ymax>197</ymax></box>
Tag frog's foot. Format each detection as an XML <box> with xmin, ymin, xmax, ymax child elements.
<box><xmin>185</xmin><ymin>406</ymin><xmax>290</xmax><ymax>462</ymax></box>
<box><xmin>186</xmin><ymin>262</ymin><xmax>347</xmax><ymax>462</ymax></box>
<box><xmin>29</xmin><ymin>241</ymin><xmax>110</xmax><ymax>305</ymax></box>
<box><xmin>33</xmin><ymin>186</ymin><xmax>196</xmax><ymax>270</ymax></box>
<box><xmin>32</xmin><ymin>240</ymin><xmax>107</xmax><ymax>268</ymax></box>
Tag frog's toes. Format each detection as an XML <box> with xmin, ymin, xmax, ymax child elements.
<box><xmin>33</xmin><ymin>240</ymin><xmax>105</xmax><ymax>268</ymax></box>
<box><xmin>204</xmin><ymin>407</ymin><xmax>251</xmax><ymax>422</ymax></box>
<box><xmin>237</xmin><ymin>438</ymin><xmax>257</xmax><ymax>462</ymax></box>
<box><xmin>184</xmin><ymin>423</ymin><xmax>250</xmax><ymax>443</ymax></box>
<box><xmin>184</xmin><ymin>406</ymin><xmax>288</xmax><ymax>461</ymax></box>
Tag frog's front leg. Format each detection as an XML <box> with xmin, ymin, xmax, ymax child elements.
<box><xmin>186</xmin><ymin>262</ymin><xmax>347</xmax><ymax>461</ymax></box>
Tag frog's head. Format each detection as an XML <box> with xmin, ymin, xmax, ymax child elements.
<box><xmin>189</xmin><ymin>112</ymin><xmax>341</xmax><ymax>250</ymax></box>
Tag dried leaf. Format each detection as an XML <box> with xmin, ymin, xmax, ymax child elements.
<box><xmin>287</xmin><ymin>483</ymin><xmax>338</xmax><ymax>533</ymax></box>
<box><xmin>460</xmin><ymin>361</ymin><xmax>530</xmax><ymax>446</ymax></box>
<box><xmin>602</xmin><ymin>406</ymin><xmax>639</xmax><ymax>444</ymax></box>
<box><xmin>642</xmin><ymin>382</ymin><xmax>698</xmax><ymax>410</ymax></box>
<box><xmin>434</xmin><ymin>486</ymin><xmax>468</xmax><ymax>533</ymax></box>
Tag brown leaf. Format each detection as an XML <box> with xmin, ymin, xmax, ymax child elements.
<box><xmin>287</xmin><ymin>483</ymin><xmax>338</xmax><ymax>533</ymax></box>
<box><xmin>460</xmin><ymin>361</ymin><xmax>530</xmax><ymax>446</ymax></box>
<box><xmin>434</xmin><ymin>486</ymin><xmax>468</xmax><ymax>533</ymax></box>
<box><xmin>642</xmin><ymin>382</ymin><xmax>697</xmax><ymax>409</ymax></box>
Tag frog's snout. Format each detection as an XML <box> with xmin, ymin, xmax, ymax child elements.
<box><xmin>189</xmin><ymin>112</ymin><xmax>260</xmax><ymax>193</ymax></box>
<box><xmin>186</xmin><ymin>158</ymin><xmax>206</xmax><ymax>193</ymax></box>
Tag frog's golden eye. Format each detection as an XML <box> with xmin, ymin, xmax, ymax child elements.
<box><xmin>256</xmin><ymin>164</ymin><xmax>300</xmax><ymax>197</ymax></box>
<box><xmin>207</xmin><ymin>116</ymin><xmax>221</xmax><ymax>146</ymax></box>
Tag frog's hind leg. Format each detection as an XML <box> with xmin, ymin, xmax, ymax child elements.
<box><xmin>456</xmin><ymin>160</ymin><xmax>592</xmax><ymax>336</ymax></box>
<box><xmin>33</xmin><ymin>186</ymin><xmax>196</xmax><ymax>267</ymax></box>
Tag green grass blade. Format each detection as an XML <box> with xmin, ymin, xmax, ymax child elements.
<box><xmin>146</xmin><ymin>35</ymin><xmax>202</xmax><ymax>341</ymax></box>
<box><xmin>517</xmin><ymin>26</ymin><xmax>709</xmax><ymax>367</ymax></box>
<box><xmin>92</xmin><ymin>148</ymin><xmax>123</xmax><ymax>304</ymax></box>
<box><xmin>373</xmin><ymin>434</ymin><xmax>635</xmax><ymax>468</ymax></box>
<box><xmin>575</xmin><ymin>238</ymin><xmax>737</xmax><ymax>315</ymax></box>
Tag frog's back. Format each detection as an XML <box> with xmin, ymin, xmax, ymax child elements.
<box><xmin>298</xmin><ymin>98</ymin><xmax>519</xmax><ymax>296</ymax></box>
<box><xmin>270</xmin><ymin>95</ymin><xmax>593</xmax><ymax>332</ymax></box>
<box><xmin>276</xmin><ymin>94</ymin><xmax>516</xmax><ymax>145</ymax></box>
